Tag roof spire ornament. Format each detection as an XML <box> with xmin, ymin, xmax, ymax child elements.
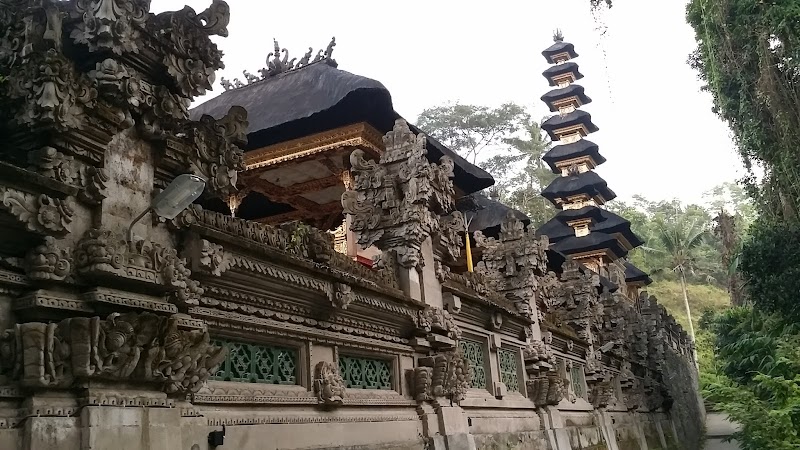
<box><xmin>553</xmin><ymin>29</ymin><xmax>564</xmax><ymax>42</ymax></box>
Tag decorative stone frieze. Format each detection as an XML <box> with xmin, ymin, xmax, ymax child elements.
<box><xmin>0</xmin><ymin>312</ymin><xmax>225</xmax><ymax>393</ymax></box>
<box><xmin>75</xmin><ymin>228</ymin><xmax>203</xmax><ymax>305</ymax></box>
<box><xmin>342</xmin><ymin>119</ymin><xmax>463</xmax><ymax>269</ymax></box>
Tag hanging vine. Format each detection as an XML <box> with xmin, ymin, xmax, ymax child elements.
<box><xmin>686</xmin><ymin>0</ymin><xmax>800</xmax><ymax>221</ymax></box>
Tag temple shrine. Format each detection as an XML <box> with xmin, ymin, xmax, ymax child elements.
<box><xmin>536</xmin><ymin>31</ymin><xmax>652</xmax><ymax>302</ymax></box>
<box><xmin>0</xmin><ymin>2</ymin><xmax>702</xmax><ymax>449</ymax></box>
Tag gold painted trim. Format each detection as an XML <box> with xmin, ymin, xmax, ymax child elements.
<box><xmin>566</xmin><ymin>218</ymin><xmax>592</xmax><ymax>228</ymax></box>
<box><xmin>245</xmin><ymin>122</ymin><xmax>385</xmax><ymax>170</ymax></box>
<box><xmin>555</xmin><ymin>156</ymin><xmax>597</xmax><ymax>171</ymax></box>
<box><xmin>552</xmin><ymin>73</ymin><xmax>576</xmax><ymax>86</ymax></box>
<box><xmin>554</xmin><ymin>124</ymin><xmax>590</xmax><ymax>140</ymax></box>
<box><xmin>551</xmin><ymin>52</ymin><xmax>572</xmax><ymax>63</ymax></box>
<box><xmin>569</xmin><ymin>249</ymin><xmax>616</xmax><ymax>263</ymax></box>
<box><xmin>551</xmin><ymin>96</ymin><xmax>582</xmax><ymax>109</ymax></box>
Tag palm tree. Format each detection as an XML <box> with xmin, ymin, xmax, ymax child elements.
<box><xmin>656</xmin><ymin>217</ymin><xmax>707</xmax><ymax>365</ymax></box>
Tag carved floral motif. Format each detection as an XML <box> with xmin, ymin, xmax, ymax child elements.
<box><xmin>0</xmin><ymin>186</ymin><xmax>74</xmax><ymax>234</ymax></box>
<box><xmin>329</xmin><ymin>282</ymin><xmax>355</xmax><ymax>309</ymax></box>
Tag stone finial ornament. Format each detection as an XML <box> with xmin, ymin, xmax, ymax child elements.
<box><xmin>342</xmin><ymin>119</ymin><xmax>462</xmax><ymax>269</ymax></box>
<box><xmin>474</xmin><ymin>212</ymin><xmax>549</xmax><ymax>318</ymax></box>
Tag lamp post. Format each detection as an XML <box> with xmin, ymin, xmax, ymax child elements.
<box><xmin>127</xmin><ymin>174</ymin><xmax>206</xmax><ymax>243</ymax></box>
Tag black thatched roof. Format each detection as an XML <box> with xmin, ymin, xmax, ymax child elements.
<box><xmin>542</xmin><ymin>40</ymin><xmax>579</xmax><ymax>63</ymax></box>
<box><xmin>541</xmin><ymin>110</ymin><xmax>599</xmax><ymax>141</ymax></box>
<box><xmin>542</xmin><ymin>61</ymin><xmax>584</xmax><ymax>86</ymax></box>
<box><xmin>456</xmin><ymin>193</ymin><xmax>530</xmax><ymax>234</ymax></box>
<box><xmin>190</xmin><ymin>62</ymin><xmax>494</xmax><ymax>194</ymax></box>
<box><xmin>541</xmin><ymin>172</ymin><xmax>616</xmax><ymax>206</ymax></box>
<box><xmin>543</xmin><ymin>139</ymin><xmax>606</xmax><ymax>173</ymax></box>
<box><xmin>553</xmin><ymin>232</ymin><xmax>628</xmax><ymax>259</ymax></box>
<box><xmin>540</xmin><ymin>84</ymin><xmax>592</xmax><ymax>112</ymax></box>
<box><xmin>625</xmin><ymin>262</ymin><xmax>652</xmax><ymax>285</ymax></box>
<box><xmin>537</xmin><ymin>206</ymin><xmax>643</xmax><ymax>250</ymax></box>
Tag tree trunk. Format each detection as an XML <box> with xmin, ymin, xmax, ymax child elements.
<box><xmin>679</xmin><ymin>268</ymin><xmax>699</xmax><ymax>368</ymax></box>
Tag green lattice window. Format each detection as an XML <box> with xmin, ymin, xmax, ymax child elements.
<box><xmin>459</xmin><ymin>339</ymin><xmax>487</xmax><ymax>389</ymax></box>
<box><xmin>338</xmin><ymin>355</ymin><xmax>392</xmax><ymax>390</ymax></box>
<box><xmin>570</xmin><ymin>363</ymin><xmax>585</xmax><ymax>399</ymax></box>
<box><xmin>211</xmin><ymin>338</ymin><xmax>297</xmax><ymax>384</ymax></box>
<box><xmin>498</xmin><ymin>349</ymin><xmax>520</xmax><ymax>392</ymax></box>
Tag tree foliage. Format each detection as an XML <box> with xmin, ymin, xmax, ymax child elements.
<box><xmin>416</xmin><ymin>103</ymin><xmax>529</xmax><ymax>165</ymax></box>
<box><xmin>740</xmin><ymin>217</ymin><xmax>800</xmax><ymax>320</ymax></box>
<box><xmin>702</xmin><ymin>308</ymin><xmax>800</xmax><ymax>450</ymax></box>
<box><xmin>416</xmin><ymin>102</ymin><xmax>556</xmax><ymax>226</ymax></box>
<box><xmin>686</xmin><ymin>0</ymin><xmax>800</xmax><ymax>221</ymax></box>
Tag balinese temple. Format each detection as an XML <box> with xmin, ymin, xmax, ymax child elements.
<box><xmin>0</xmin><ymin>2</ymin><xmax>701</xmax><ymax>448</ymax></box>
<box><xmin>536</xmin><ymin>31</ymin><xmax>652</xmax><ymax>300</ymax></box>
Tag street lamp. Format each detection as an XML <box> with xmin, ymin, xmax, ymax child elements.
<box><xmin>127</xmin><ymin>174</ymin><xmax>206</xmax><ymax>243</ymax></box>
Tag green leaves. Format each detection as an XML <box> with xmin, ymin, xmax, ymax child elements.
<box><xmin>687</xmin><ymin>0</ymin><xmax>800</xmax><ymax>221</ymax></box>
<box><xmin>740</xmin><ymin>217</ymin><xmax>800</xmax><ymax>319</ymax></box>
<box><xmin>416</xmin><ymin>102</ymin><xmax>556</xmax><ymax>227</ymax></box>
<box><xmin>703</xmin><ymin>308</ymin><xmax>800</xmax><ymax>450</ymax></box>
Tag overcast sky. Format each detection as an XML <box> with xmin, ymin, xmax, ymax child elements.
<box><xmin>153</xmin><ymin>0</ymin><xmax>746</xmax><ymax>205</ymax></box>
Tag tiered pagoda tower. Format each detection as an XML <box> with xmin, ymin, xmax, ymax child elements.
<box><xmin>536</xmin><ymin>32</ymin><xmax>651</xmax><ymax>300</ymax></box>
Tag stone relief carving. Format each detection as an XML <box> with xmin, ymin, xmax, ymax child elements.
<box><xmin>10</xmin><ymin>49</ymin><xmax>98</xmax><ymax>131</ymax></box>
<box><xmin>71</xmin><ymin>0</ymin><xmax>150</xmax><ymax>54</ymax></box>
<box><xmin>416</xmin><ymin>306</ymin><xmax>461</xmax><ymax>343</ymax></box>
<box><xmin>314</xmin><ymin>361</ymin><xmax>345</xmax><ymax>406</ymax></box>
<box><xmin>526</xmin><ymin>372</ymin><xmax>565</xmax><ymax>407</ymax></box>
<box><xmin>23</xmin><ymin>236</ymin><xmax>71</xmax><ymax>281</ymax></box>
<box><xmin>547</xmin><ymin>258</ymin><xmax>603</xmax><ymax>346</ymax></box>
<box><xmin>410</xmin><ymin>349</ymin><xmax>471</xmax><ymax>403</ymax></box>
<box><xmin>198</xmin><ymin>239</ymin><xmax>232</xmax><ymax>277</ymax></box>
<box><xmin>173</xmin><ymin>106</ymin><xmax>247</xmax><ymax>198</ymax></box>
<box><xmin>329</xmin><ymin>282</ymin><xmax>355</xmax><ymax>310</ymax></box>
<box><xmin>75</xmin><ymin>228</ymin><xmax>203</xmax><ymax>305</ymax></box>
<box><xmin>0</xmin><ymin>312</ymin><xmax>225</xmax><ymax>393</ymax></box>
<box><xmin>342</xmin><ymin>119</ymin><xmax>462</xmax><ymax>269</ymax></box>
<box><xmin>147</xmin><ymin>0</ymin><xmax>229</xmax><ymax>98</ymax></box>
<box><xmin>474</xmin><ymin>212</ymin><xmax>549</xmax><ymax>319</ymax></box>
